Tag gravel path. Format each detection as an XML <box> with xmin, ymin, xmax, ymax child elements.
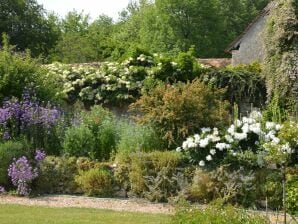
<box><xmin>0</xmin><ymin>195</ymin><xmax>174</xmax><ymax>214</ymax></box>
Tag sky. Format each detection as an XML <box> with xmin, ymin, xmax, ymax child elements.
<box><xmin>37</xmin><ymin>0</ymin><xmax>131</xmax><ymax>21</ymax></box>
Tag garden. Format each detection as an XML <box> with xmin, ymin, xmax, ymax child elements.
<box><xmin>0</xmin><ymin>0</ymin><xmax>297</xmax><ymax>223</ymax></box>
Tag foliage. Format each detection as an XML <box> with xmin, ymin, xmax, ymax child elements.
<box><xmin>201</xmin><ymin>63</ymin><xmax>267</xmax><ymax>108</ymax></box>
<box><xmin>116</xmin><ymin>120</ymin><xmax>164</xmax><ymax>155</ymax></box>
<box><xmin>0</xmin><ymin>0</ymin><xmax>60</xmax><ymax>57</ymax></box>
<box><xmin>63</xmin><ymin>106</ymin><xmax>118</xmax><ymax>160</ymax></box>
<box><xmin>35</xmin><ymin>156</ymin><xmax>79</xmax><ymax>194</ymax></box>
<box><xmin>131</xmin><ymin>80</ymin><xmax>230</xmax><ymax>147</ymax></box>
<box><xmin>63</xmin><ymin>125</ymin><xmax>95</xmax><ymax>158</ymax></box>
<box><xmin>263</xmin><ymin>0</ymin><xmax>298</xmax><ymax>110</ymax></box>
<box><xmin>0</xmin><ymin>35</ymin><xmax>60</xmax><ymax>102</ymax></box>
<box><xmin>0</xmin><ymin>141</ymin><xmax>29</xmax><ymax>187</ymax></box>
<box><xmin>287</xmin><ymin>167</ymin><xmax>298</xmax><ymax>215</ymax></box>
<box><xmin>171</xmin><ymin>201</ymin><xmax>268</xmax><ymax>224</ymax></box>
<box><xmin>75</xmin><ymin>168</ymin><xmax>114</xmax><ymax>197</ymax></box>
<box><xmin>187</xmin><ymin>166</ymin><xmax>256</xmax><ymax>207</ymax></box>
<box><xmin>114</xmin><ymin>151</ymin><xmax>184</xmax><ymax>202</ymax></box>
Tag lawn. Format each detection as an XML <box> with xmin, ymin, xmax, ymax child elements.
<box><xmin>0</xmin><ymin>204</ymin><xmax>171</xmax><ymax>224</ymax></box>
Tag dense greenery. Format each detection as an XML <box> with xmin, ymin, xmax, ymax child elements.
<box><xmin>0</xmin><ymin>0</ymin><xmax>269</xmax><ymax>61</ymax></box>
<box><xmin>263</xmin><ymin>0</ymin><xmax>298</xmax><ymax>111</ymax></box>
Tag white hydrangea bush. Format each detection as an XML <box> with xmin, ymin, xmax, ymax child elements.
<box><xmin>45</xmin><ymin>54</ymin><xmax>183</xmax><ymax>106</ymax></box>
<box><xmin>177</xmin><ymin>111</ymin><xmax>296</xmax><ymax>167</ymax></box>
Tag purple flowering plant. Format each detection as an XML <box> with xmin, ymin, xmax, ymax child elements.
<box><xmin>7</xmin><ymin>149</ymin><xmax>46</xmax><ymax>196</ymax></box>
<box><xmin>0</xmin><ymin>89</ymin><xmax>61</xmax><ymax>152</ymax></box>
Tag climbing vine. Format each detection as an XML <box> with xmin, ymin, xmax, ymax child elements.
<box><xmin>263</xmin><ymin>0</ymin><xmax>298</xmax><ymax>111</ymax></box>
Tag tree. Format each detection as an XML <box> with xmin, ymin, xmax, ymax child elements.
<box><xmin>0</xmin><ymin>0</ymin><xmax>60</xmax><ymax>57</ymax></box>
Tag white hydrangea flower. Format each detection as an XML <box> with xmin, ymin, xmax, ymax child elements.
<box><xmin>199</xmin><ymin>138</ymin><xmax>209</xmax><ymax>148</ymax></box>
<box><xmin>235</xmin><ymin>119</ymin><xmax>242</xmax><ymax>127</ymax></box>
<box><xmin>228</xmin><ymin>125</ymin><xmax>235</xmax><ymax>135</ymax></box>
<box><xmin>249</xmin><ymin>110</ymin><xmax>262</xmax><ymax>121</ymax></box>
<box><xmin>266</xmin><ymin>122</ymin><xmax>276</xmax><ymax>130</ymax></box>
<box><xmin>210</xmin><ymin>149</ymin><xmax>216</xmax><ymax>155</ymax></box>
<box><xmin>234</xmin><ymin>132</ymin><xmax>247</xmax><ymax>141</ymax></box>
<box><xmin>249</xmin><ymin>123</ymin><xmax>262</xmax><ymax>135</ymax></box>
<box><xmin>241</xmin><ymin>123</ymin><xmax>249</xmax><ymax>133</ymax></box>
<box><xmin>225</xmin><ymin>135</ymin><xmax>234</xmax><ymax>143</ymax></box>
<box><xmin>199</xmin><ymin>160</ymin><xmax>205</xmax><ymax>167</ymax></box>
<box><xmin>281</xmin><ymin>143</ymin><xmax>293</xmax><ymax>154</ymax></box>
<box><xmin>272</xmin><ymin>137</ymin><xmax>280</xmax><ymax>144</ymax></box>
<box><xmin>215</xmin><ymin>143</ymin><xmax>231</xmax><ymax>151</ymax></box>
<box><xmin>176</xmin><ymin>147</ymin><xmax>182</xmax><ymax>152</ymax></box>
<box><xmin>206</xmin><ymin>155</ymin><xmax>213</xmax><ymax>161</ymax></box>
<box><xmin>194</xmin><ymin>134</ymin><xmax>201</xmax><ymax>144</ymax></box>
<box><xmin>275</xmin><ymin>124</ymin><xmax>282</xmax><ymax>131</ymax></box>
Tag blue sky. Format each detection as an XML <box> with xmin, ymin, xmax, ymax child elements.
<box><xmin>37</xmin><ymin>0</ymin><xmax>131</xmax><ymax>20</ymax></box>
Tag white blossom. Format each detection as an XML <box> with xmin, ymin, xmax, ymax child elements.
<box><xmin>199</xmin><ymin>138</ymin><xmax>209</xmax><ymax>148</ymax></box>
<box><xmin>206</xmin><ymin>155</ymin><xmax>213</xmax><ymax>161</ymax></box>
<box><xmin>199</xmin><ymin>160</ymin><xmax>205</xmax><ymax>167</ymax></box>
<box><xmin>210</xmin><ymin>149</ymin><xmax>216</xmax><ymax>155</ymax></box>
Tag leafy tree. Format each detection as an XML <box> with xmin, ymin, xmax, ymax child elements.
<box><xmin>0</xmin><ymin>0</ymin><xmax>60</xmax><ymax>57</ymax></box>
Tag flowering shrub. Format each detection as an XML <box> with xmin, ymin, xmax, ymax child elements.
<box><xmin>178</xmin><ymin>111</ymin><xmax>296</xmax><ymax>168</ymax></box>
<box><xmin>0</xmin><ymin>90</ymin><xmax>61</xmax><ymax>154</ymax></box>
<box><xmin>45</xmin><ymin>51</ymin><xmax>204</xmax><ymax>107</ymax></box>
<box><xmin>7</xmin><ymin>149</ymin><xmax>46</xmax><ymax>196</ymax></box>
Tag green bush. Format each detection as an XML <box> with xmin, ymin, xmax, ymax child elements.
<box><xmin>0</xmin><ymin>141</ymin><xmax>29</xmax><ymax>187</ymax></box>
<box><xmin>114</xmin><ymin>151</ymin><xmax>185</xmax><ymax>202</ymax></box>
<box><xmin>172</xmin><ymin>201</ymin><xmax>268</xmax><ymax>224</ymax></box>
<box><xmin>187</xmin><ymin>166</ymin><xmax>256</xmax><ymax>207</ymax></box>
<box><xmin>0</xmin><ymin>34</ymin><xmax>60</xmax><ymax>102</ymax></box>
<box><xmin>35</xmin><ymin>156</ymin><xmax>79</xmax><ymax>194</ymax></box>
<box><xmin>200</xmin><ymin>63</ymin><xmax>266</xmax><ymax>108</ymax></box>
<box><xmin>116</xmin><ymin>121</ymin><xmax>164</xmax><ymax>155</ymax></box>
<box><xmin>63</xmin><ymin>125</ymin><xmax>95</xmax><ymax>158</ymax></box>
<box><xmin>130</xmin><ymin>79</ymin><xmax>230</xmax><ymax>147</ymax></box>
<box><xmin>287</xmin><ymin>167</ymin><xmax>298</xmax><ymax>215</ymax></box>
<box><xmin>75</xmin><ymin>168</ymin><xmax>114</xmax><ymax>197</ymax></box>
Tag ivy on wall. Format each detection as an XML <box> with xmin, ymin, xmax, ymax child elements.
<box><xmin>263</xmin><ymin>0</ymin><xmax>298</xmax><ymax>110</ymax></box>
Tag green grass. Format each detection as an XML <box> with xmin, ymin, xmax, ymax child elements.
<box><xmin>0</xmin><ymin>204</ymin><xmax>171</xmax><ymax>224</ymax></box>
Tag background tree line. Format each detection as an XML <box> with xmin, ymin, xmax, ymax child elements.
<box><xmin>0</xmin><ymin>0</ymin><xmax>269</xmax><ymax>63</ymax></box>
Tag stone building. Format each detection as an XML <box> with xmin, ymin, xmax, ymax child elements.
<box><xmin>225</xmin><ymin>2</ymin><xmax>277</xmax><ymax>65</ymax></box>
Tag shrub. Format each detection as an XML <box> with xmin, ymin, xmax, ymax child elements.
<box><xmin>172</xmin><ymin>201</ymin><xmax>268</xmax><ymax>224</ymax></box>
<box><xmin>35</xmin><ymin>156</ymin><xmax>79</xmax><ymax>194</ymax></box>
<box><xmin>63</xmin><ymin>125</ymin><xmax>95</xmax><ymax>158</ymax></box>
<box><xmin>75</xmin><ymin>168</ymin><xmax>114</xmax><ymax>197</ymax></box>
<box><xmin>0</xmin><ymin>141</ymin><xmax>29</xmax><ymax>187</ymax></box>
<box><xmin>114</xmin><ymin>151</ymin><xmax>185</xmax><ymax>202</ymax></box>
<box><xmin>82</xmin><ymin>106</ymin><xmax>118</xmax><ymax>160</ymax></box>
<box><xmin>187</xmin><ymin>166</ymin><xmax>256</xmax><ymax>207</ymax></box>
<box><xmin>200</xmin><ymin>63</ymin><xmax>266</xmax><ymax>109</ymax></box>
<box><xmin>287</xmin><ymin>167</ymin><xmax>298</xmax><ymax>215</ymax></box>
<box><xmin>130</xmin><ymin>80</ymin><xmax>230</xmax><ymax>148</ymax></box>
<box><xmin>116</xmin><ymin>121</ymin><xmax>164</xmax><ymax>155</ymax></box>
<box><xmin>0</xmin><ymin>34</ymin><xmax>60</xmax><ymax>102</ymax></box>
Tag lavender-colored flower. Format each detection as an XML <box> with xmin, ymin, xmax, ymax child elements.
<box><xmin>35</xmin><ymin>149</ymin><xmax>46</xmax><ymax>161</ymax></box>
<box><xmin>0</xmin><ymin>186</ymin><xmax>5</xmax><ymax>193</ymax></box>
<box><xmin>8</xmin><ymin>156</ymin><xmax>38</xmax><ymax>196</ymax></box>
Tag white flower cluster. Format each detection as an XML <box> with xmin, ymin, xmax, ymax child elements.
<box><xmin>178</xmin><ymin>111</ymin><xmax>290</xmax><ymax>167</ymax></box>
